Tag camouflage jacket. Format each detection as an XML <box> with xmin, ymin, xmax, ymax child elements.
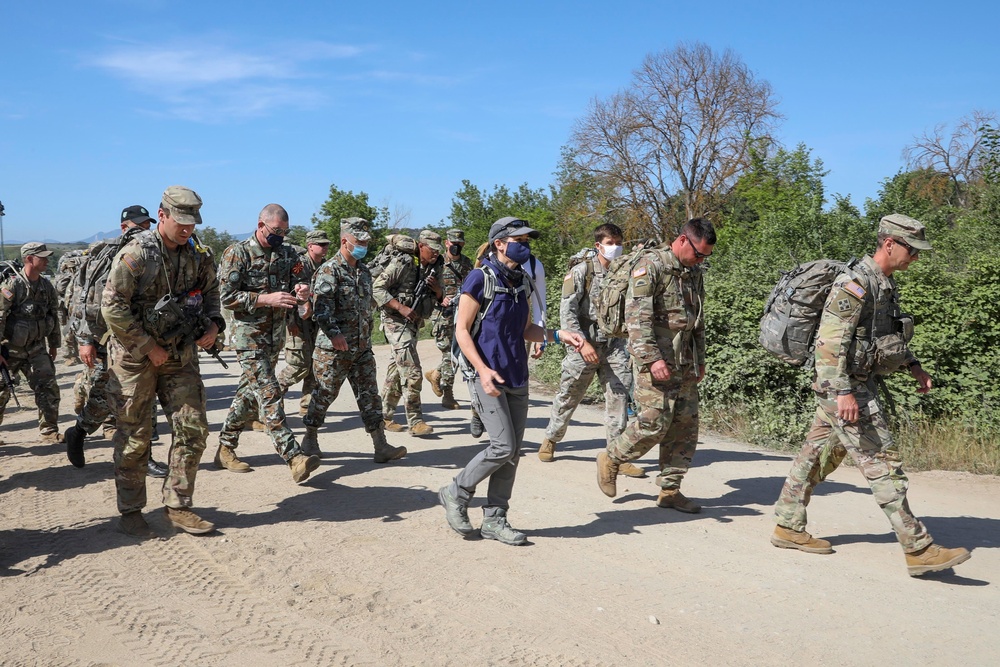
<box><xmin>72</xmin><ymin>228</ymin><xmax>147</xmax><ymax>346</ymax></box>
<box><xmin>101</xmin><ymin>229</ymin><xmax>221</xmax><ymax>360</ymax></box>
<box><xmin>0</xmin><ymin>269</ymin><xmax>60</xmax><ymax>352</ymax></box>
<box><xmin>560</xmin><ymin>255</ymin><xmax>606</xmax><ymax>343</ymax></box>
<box><xmin>53</xmin><ymin>251</ymin><xmax>84</xmax><ymax>313</ymax></box>
<box><xmin>431</xmin><ymin>253</ymin><xmax>473</xmax><ymax>322</ymax></box>
<box><xmin>285</xmin><ymin>252</ymin><xmax>323</xmax><ymax>350</ymax></box>
<box><xmin>372</xmin><ymin>253</ymin><xmax>439</xmax><ymax>330</ymax></box>
<box><xmin>219</xmin><ymin>235</ymin><xmax>308</xmax><ymax>351</ymax></box>
<box><xmin>624</xmin><ymin>245</ymin><xmax>706</xmax><ymax>375</ymax></box>
<box><xmin>813</xmin><ymin>254</ymin><xmax>917</xmax><ymax>393</ymax></box>
<box><xmin>311</xmin><ymin>250</ymin><xmax>375</xmax><ymax>352</ymax></box>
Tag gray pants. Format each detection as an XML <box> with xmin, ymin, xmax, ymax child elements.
<box><xmin>449</xmin><ymin>381</ymin><xmax>529</xmax><ymax>517</ymax></box>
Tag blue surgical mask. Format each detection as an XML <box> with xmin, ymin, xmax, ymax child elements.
<box><xmin>349</xmin><ymin>241</ymin><xmax>368</xmax><ymax>260</ymax></box>
<box><xmin>504</xmin><ymin>241</ymin><xmax>531</xmax><ymax>265</ymax></box>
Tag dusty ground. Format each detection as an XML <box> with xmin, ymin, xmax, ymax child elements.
<box><xmin>1</xmin><ymin>339</ymin><xmax>997</xmax><ymax>666</ymax></box>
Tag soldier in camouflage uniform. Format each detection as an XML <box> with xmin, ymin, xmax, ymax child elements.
<box><xmin>102</xmin><ymin>186</ymin><xmax>223</xmax><ymax>537</ymax></box>
<box><xmin>300</xmin><ymin>217</ymin><xmax>407</xmax><ymax>462</ymax></box>
<box><xmin>64</xmin><ymin>205</ymin><xmax>159</xmax><ymax>469</ymax></box>
<box><xmin>214</xmin><ymin>203</ymin><xmax>320</xmax><ymax>483</ymax></box>
<box><xmin>277</xmin><ymin>229</ymin><xmax>330</xmax><ymax>415</ymax></box>
<box><xmin>0</xmin><ymin>242</ymin><xmax>62</xmax><ymax>442</ymax></box>
<box><xmin>771</xmin><ymin>214</ymin><xmax>970</xmax><ymax>576</ymax></box>
<box><xmin>539</xmin><ymin>223</ymin><xmax>644</xmax><ymax>477</ymax></box>
<box><xmin>597</xmin><ymin>218</ymin><xmax>715</xmax><ymax>513</ymax></box>
<box><xmin>425</xmin><ymin>228</ymin><xmax>473</xmax><ymax>410</ymax></box>
<box><xmin>374</xmin><ymin>229</ymin><xmax>443</xmax><ymax>436</ymax></box>
<box><xmin>53</xmin><ymin>249</ymin><xmax>84</xmax><ymax>365</ymax></box>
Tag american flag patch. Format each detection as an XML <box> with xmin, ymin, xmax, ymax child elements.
<box><xmin>122</xmin><ymin>254</ymin><xmax>141</xmax><ymax>276</ymax></box>
<box><xmin>843</xmin><ymin>281</ymin><xmax>866</xmax><ymax>299</ymax></box>
<box><xmin>1</xmin><ymin>288</ymin><xmax>12</xmax><ymax>300</ymax></box>
<box><xmin>632</xmin><ymin>267</ymin><xmax>647</xmax><ymax>278</ymax></box>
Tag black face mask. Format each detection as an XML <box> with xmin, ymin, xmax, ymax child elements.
<box><xmin>265</xmin><ymin>233</ymin><xmax>285</xmax><ymax>248</ymax></box>
<box><xmin>449</xmin><ymin>245</ymin><xmax>462</xmax><ymax>257</ymax></box>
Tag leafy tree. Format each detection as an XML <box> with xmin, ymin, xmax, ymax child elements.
<box><xmin>195</xmin><ymin>226</ymin><xmax>238</xmax><ymax>259</ymax></box>
<box><xmin>311</xmin><ymin>183</ymin><xmax>389</xmax><ymax>246</ymax></box>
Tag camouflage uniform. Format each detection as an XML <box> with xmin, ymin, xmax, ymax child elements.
<box><xmin>545</xmin><ymin>255</ymin><xmax>632</xmax><ymax>444</ymax></box>
<box><xmin>430</xmin><ymin>230</ymin><xmax>473</xmax><ymax>392</ymax></box>
<box><xmin>774</xmin><ymin>253</ymin><xmax>932</xmax><ymax>553</ymax></box>
<box><xmin>218</xmin><ymin>234</ymin><xmax>308</xmax><ymax>461</ymax></box>
<box><xmin>373</xmin><ymin>231</ymin><xmax>442</xmax><ymax>428</ymax></box>
<box><xmin>53</xmin><ymin>251</ymin><xmax>84</xmax><ymax>362</ymax></box>
<box><xmin>0</xmin><ymin>262</ymin><xmax>61</xmax><ymax>436</ymax></box>
<box><xmin>102</xmin><ymin>218</ymin><xmax>222</xmax><ymax>514</ymax></box>
<box><xmin>606</xmin><ymin>246</ymin><xmax>705</xmax><ymax>491</ymax></box>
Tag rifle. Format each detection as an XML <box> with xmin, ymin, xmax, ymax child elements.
<box><xmin>154</xmin><ymin>292</ymin><xmax>229</xmax><ymax>369</ymax></box>
<box><xmin>0</xmin><ymin>344</ymin><xmax>21</xmax><ymax>407</ymax></box>
<box><xmin>409</xmin><ymin>255</ymin><xmax>443</xmax><ymax>309</ymax></box>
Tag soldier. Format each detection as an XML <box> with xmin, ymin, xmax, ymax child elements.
<box><xmin>0</xmin><ymin>242</ymin><xmax>62</xmax><ymax>442</ymax></box>
<box><xmin>64</xmin><ymin>205</ymin><xmax>163</xmax><ymax>472</ymax></box>
<box><xmin>374</xmin><ymin>229</ymin><xmax>443</xmax><ymax>436</ymax></box>
<box><xmin>277</xmin><ymin>229</ymin><xmax>330</xmax><ymax>415</ymax></box>
<box><xmin>539</xmin><ymin>223</ymin><xmax>644</xmax><ymax>477</ymax></box>
<box><xmin>425</xmin><ymin>228</ymin><xmax>473</xmax><ymax>410</ymax></box>
<box><xmin>102</xmin><ymin>186</ymin><xmax>223</xmax><ymax>537</ymax></box>
<box><xmin>596</xmin><ymin>217</ymin><xmax>714</xmax><ymax>513</ymax></box>
<box><xmin>53</xmin><ymin>250</ymin><xmax>84</xmax><ymax>365</ymax></box>
<box><xmin>300</xmin><ymin>217</ymin><xmax>407</xmax><ymax>463</ymax></box>
<box><xmin>214</xmin><ymin>203</ymin><xmax>320</xmax><ymax>483</ymax></box>
<box><xmin>771</xmin><ymin>214</ymin><xmax>970</xmax><ymax>577</ymax></box>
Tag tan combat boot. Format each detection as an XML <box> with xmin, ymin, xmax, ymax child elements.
<box><xmin>538</xmin><ymin>438</ymin><xmax>557</xmax><ymax>462</ymax></box>
<box><xmin>441</xmin><ymin>386</ymin><xmax>460</xmax><ymax>410</ymax></box>
<box><xmin>119</xmin><ymin>511</ymin><xmax>155</xmax><ymax>538</ymax></box>
<box><xmin>251</xmin><ymin>420</ymin><xmax>266</xmax><ymax>431</ymax></box>
<box><xmin>424</xmin><ymin>370</ymin><xmax>443</xmax><ymax>397</ymax></box>
<box><xmin>214</xmin><ymin>445</ymin><xmax>252</xmax><ymax>473</ymax></box>
<box><xmin>770</xmin><ymin>525</ymin><xmax>833</xmax><ymax>554</ymax></box>
<box><xmin>410</xmin><ymin>421</ymin><xmax>434</xmax><ymax>437</ymax></box>
<box><xmin>618</xmin><ymin>462</ymin><xmax>647</xmax><ymax>478</ymax></box>
<box><xmin>300</xmin><ymin>427</ymin><xmax>321</xmax><ymax>457</ymax></box>
<box><xmin>656</xmin><ymin>489</ymin><xmax>701</xmax><ymax>514</ymax></box>
<box><xmin>165</xmin><ymin>507</ymin><xmax>215</xmax><ymax>534</ymax></box>
<box><xmin>372</xmin><ymin>423</ymin><xmax>407</xmax><ymax>463</ymax></box>
<box><xmin>289</xmin><ymin>453</ymin><xmax>320</xmax><ymax>483</ymax></box>
<box><xmin>596</xmin><ymin>451</ymin><xmax>620</xmax><ymax>497</ymax></box>
<box><xmin>383</xmin><ymin>419</ymin><xmax>406</xmax><ymax>433</ymax></box>
<box><xmin>905</xmin><ymin>544</ymin><xmax>971</xmax><ymax>577</ymax></box>
<box><xmin>40</xmin><ymin>431</ymin><xmax>62</xmax><ymax>444</ymax></box>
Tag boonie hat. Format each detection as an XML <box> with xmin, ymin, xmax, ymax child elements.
<box><xmin>121</xmin><ymin>205</ymin><xmax>154</xmax><ymax>226</ymax></box>
<box><xmin>21</xmin><ymin>242</ymin><xmax>53</xmax><ymax>259</ymax></box>
<box><xmin>341</xmin><ymin>217</ymin><xmax>372</xmax><ymax>242</ymax></box>
<box><xmin>161</xmin><ymin>185</ymin><xmax>203</xmax><ymax>226</ymax></box>
<box><xmin>880</xmin><ymin>214</ymin><xmax>932</xmax><ymax>251</ymax></box>
<box><xmin>418</xmin><ymin>229</ymin><xmax>444</xmax><ymax>254</ymax></box>
<box><xmin>487</xmin><ymin>216</ymin><xmax>539</xmax><ymax>244</ymax></box>
<box><xmin>446</xmin><ymin>228</ymin><xmax>465</xmax><ymax>243</ymax></box>
<box><xmin>306</xmin><ymin>229</ymin><xmax>331</xmax><ymax>245</ymax></box>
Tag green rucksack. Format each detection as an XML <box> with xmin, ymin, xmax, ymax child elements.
<box><xmin>368</xmin><ymin>234</ymin><xmax>418</xmax><ymax>280</ymax></box>
<box><xmin>594</xmin><ymin>241</ymin><xmax>660</xmax><ymax>339</ymax></box>
<box><xmin>758</xmin><ymin>258</ymin><xmax>858</xmax><ymax>366</ymax></box>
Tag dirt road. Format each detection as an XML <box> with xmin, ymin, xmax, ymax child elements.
<box><xmin>1</xmin><ymin>339</ymin><xmax>997</xmax><ymax>666</ymax></box>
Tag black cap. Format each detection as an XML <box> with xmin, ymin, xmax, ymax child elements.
<box><xmin>121</xmin><ymin>205</ymin><xmax>154</xmax><ymax>226</ymax></box>
<box><xmin>487</xmin><ymin>216</ymin><xmax>539</xmax><ymax>244</ymax></box>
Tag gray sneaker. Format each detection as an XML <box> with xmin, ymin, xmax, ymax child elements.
<box><xmin>439</xmin><ymin>485</ymin><xmax>474</xmax><ymax>536</ymax></box>
<box><xmin>480</xmin><ymin>511</ymin><xmax>527</xmax><ymax>546</ymax></box>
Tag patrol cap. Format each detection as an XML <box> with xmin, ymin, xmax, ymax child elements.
<box><xmin>880</xmin><ymin>213</ymin><xmax>932</xmax><ymax>251</ymax></box>
<box><xmin>488</xmin><ymin>216</ymin><xmax>539</xmax><ymax>244</ymax></box>
<box><xmin>121</xmin><ymin>204</ymin><xmax>154</xmax><ymax>226</ymax></box>
<box><xmin>306</xmin><ymin>229</ymin><xmax>331</xmax><ymax>245</ymax></box>
<box><xmin>446</xmin><ymin>228</ymin><xmax>465</xmax><ymax>243</ymax></box>
<box><xmin>160</xmin><ymin>185</ymin><xmax>203</xmax><ymax>226</ymax></box>
<box><xmin>21</xmin><ymin>242</ymin><xmax>54</xmax><ymax>258</ymax></box>
<box><xmin>341</xmin><ymin>217</ymin><xmax>372</xmax><ymax>242</ymax></box>
<box><xmin>417</xmin><ymin>230</ymin><xmax>444</xmax><ymax>253</ymax></box>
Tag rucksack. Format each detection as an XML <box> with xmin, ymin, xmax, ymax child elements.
<box><xmin>0</xmin><ymin>259</ymin><xmax>23</xmax><ymax>284</ymax></box>
<box><xmin>758</xmin><ymin>258</ymin><xmax>859</xmax><ymax>366</ymax></box>
<box><xmin>368</xmin><ymin>234</ymin><xmax>418</xmax><ymax>280</ymax></box>
<box><xmin>566</xmin><ymin>248</ymin><xmax>597</xmax><ymax>294</ymax></box>
<box><xmin>451</xmin><ymin>262</ymin><xmax>535</xmax><ymax>381</ymax></box>
<box><xmin>595</xmin><ymin>241</ymin><xmax>661</xmax><ymax>339</ymax></box>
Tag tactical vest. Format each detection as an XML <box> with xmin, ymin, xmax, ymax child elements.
<box><xmin>3</xmin><ymin>272</ymin><xmax>57</xmax><ymax>349</ymax></box>
<box><xmin>129</xmin><ymin>231</ymin><xmax>209</xmax><ymax>343</ymax></box>
<box><xmin>847</xmin><ymin>259</ymin><xmax>913</xmax><ymax>376</ymax></box>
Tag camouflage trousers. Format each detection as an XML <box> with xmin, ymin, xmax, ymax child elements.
<box><xmin>277</xmin><ymin>344</ymin><xmax>317</xmax><ymax>412</ymax></box>
<box><xmin>59</xmin><ymin>310</ymin><xmax>78</xmax><ymax>361</ymax></box>
<box><xmin>303</xmin><ymin>346</ymin><xmax>384</xmax><ymax>433</ymax></box>
<box><xmin>106</xmin><ymin>339</ymin><xmax>208</xmax><ymax>514</ymax></box>
<box><xmin>220</xmin><ymin>348</ymin><xmax>300</xmax><ymax>462</ymax></box>
<box><xmin>73</xmin><ymin>347</ymin><xmax>115</xmax><ymax>434</ymax></box>
<box><xmin>431</xmin><ymin>314</ymin><xmax>457</xmax><ymax>389</ymax></box>
<box><xmin>380</xmin><ymin>323</ymin><xmax>424</xmax><ymax>427</ymax></box>
<box><xmin>607</xmin><ymin>366</ymin><xmax>699</xmax><ymax>490</ymax></box>
<box><xmin>544</xmin><ymin>339</ymin><xmax>632</xmax><ymax>444</ymax></box>
<box><xmin>774</xmin><ymin>384</ymin><xmax>932</xmax><ymax>553</ymax></box>
<box><xmin>0</xmin><ymin>344</ymin><xmax>60</xmax><ymax>435</ymax></box>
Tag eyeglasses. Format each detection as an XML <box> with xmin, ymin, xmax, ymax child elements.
<box><xmin>684</xmin><ymin>235</ymin><xmax>712</xmax><ymax>259</ymax></box>
<box><xmin>893</xmin><ymin>238</ymin><xmax>919</xmax><ymax>257</ymax></box>
<box><xmin>263</xmin><ymin>222</ymin><xmax>290</xmax><ymax>237</ymax></box>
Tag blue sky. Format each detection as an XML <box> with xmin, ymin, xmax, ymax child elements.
<box><xmin>1</xmin><ymin>0</ymin><xmax>998</xmax><ymax>242</ymax></box>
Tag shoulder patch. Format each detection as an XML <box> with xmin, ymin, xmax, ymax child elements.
<box><xmin>843</xmin><ymin>281</ymin><xmax>866</xmax><ymax>299</ymax></box>
<box><xmin>1</xmin><ymin>287</ymin><xmax>12</xmax><ymax>300</ymax></box>
<box><xmin>121</xmin><ymin>254</ymin><xmax>142</xmax><ymax>277</ymax></box>
<box><xmin>292</xmin><ymin>261</ymin><xmax>304</xmax><ymax>275</ymax></box>
<box><xmin>632</xmin><ymin>267</ymin><xmax>647</xmax><ymax>278</ymax></box>
<box><xmin>228</xmin><ymin>270</ymin><xmax>241</xmax><ymax>283</ymax></box>
<box><xmin>564</xmin><ymin>272</ymin><xmax>573</xmax><ymax>282</ymax></box>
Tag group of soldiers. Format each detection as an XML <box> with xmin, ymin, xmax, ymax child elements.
<box><xmin>0</xmin><ymin>186</ymin><xmax>971</xmax><ymax>576</ymax></box>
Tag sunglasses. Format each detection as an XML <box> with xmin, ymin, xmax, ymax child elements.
<box><xmin>263</xmin><ymin>222</ymin><xmax>290</xmax><ymax>237</ymax></box>
<box><xmin>893</xmin><ymin>238</ymin><xmax>919</xmax><ymax>257</ymax></box>
<box><xmin>684</xmin><ymin>234</ymin><xmax>712</xmax><ymax>259</ymax></box>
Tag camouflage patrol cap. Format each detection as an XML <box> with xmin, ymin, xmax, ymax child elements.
<box><xmin>20</xmin><ymin>242</ymin><xmax>53</xmax><ymax>258</ymax></box>
<box><xmin>880</xmin><ymin>214</ymin><xmax>932</xmax><ymax>251</ymax></box>
<box><xmin>121</xmin><ymin>204</ymin><xmax>154</xmax><ymax>226</ymax></box>
<box><xmin>341</xmin><ymin>217</ymin><xmax>372</xmax><ymax>242</ymax></box>
<box><xmin>161</xmin><ymin>185</ymin><xmax>203</xmax><ymax>226</ymax></box>
<box><xmin>418</xmin><ymin>229</ymin><xmax>444</xmax><ymax>253</ymax></box>
<box><xmin>446</xmin><ymin>228</ymin><xmax>465</xmax><ymax>243</ymax></box>
<box><xmin>306</xmin><ymin>229</ymin><xmax>331</xmax><ymax>245</ymax></box>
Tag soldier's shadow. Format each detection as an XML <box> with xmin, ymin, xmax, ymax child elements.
<box><xmin>0</xmin><ymin>519</ymin><xmax>144</xmax><ymax>576</ymax></box>
<box><xmin>831</xmin><ymin>515</ymin><xmax>1000</xmax><ymax>552</ymax></box>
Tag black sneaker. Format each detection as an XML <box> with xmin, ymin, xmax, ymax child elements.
<box><xmin>470</xmin><ymin>412</ymin><xmax>484</xmax><ymax>439</ymax></box>
<box><xmin>147</xmin><ymin>457</ymin><xmax>169</xmax><ymax>478</ymax></box>
<box><xmin>65</xmin><ymin>425</ymin><xmax>86</xmax><ymax>468</ymax></box>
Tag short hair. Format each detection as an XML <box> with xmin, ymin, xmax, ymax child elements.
<box><xmin>593</xmin><ymin>223</ymin><xmax>624</xmax><ymax>244</ymax></box>
<box><xmin>681</xmin><ymin>217</ymin><xmax>716</xmax><ymax>245</ymax></box>
<box><xmin>876</xmin><ymin>233</ymin><xmax>892</xmax><ymax>248</ymax></box>
<box><xmin>259</xmin><ymin>203</ymin><xmax>289</xmax><ymax>225</ymax></box>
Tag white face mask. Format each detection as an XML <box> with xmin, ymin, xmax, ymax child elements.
<box><xmin>599</xmin><ymin>243</ymin><xmax>623</xmax><ymax>260</ymax></box>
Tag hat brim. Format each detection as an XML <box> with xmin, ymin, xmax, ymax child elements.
<box><xmin>909</xmin><ymin>239</ymin><xmax>932</xmax><ymax>251</ymax></box>
<box><xmin>34</xmin><ymin>250</ymin><xmax>54</xmax><ymax>258</ymax></box>
<box><xmin>423</xmin><ymin>241</ymin><xmax>444</xmax><ymax>253</ymax></box>
<box><xmin>127</xmin><ymin>214</ymin><xmax>155</xmax><ymax>226</ymax></box>
<box><xmin>489</xmin><ymin>225</ymin><xmax>540</xmax><ymax>243</ymax></box>
<box><xmin>168</xmin><ymin>208</ymin><xmax>202</xmax><ymax>226</ymax></box>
